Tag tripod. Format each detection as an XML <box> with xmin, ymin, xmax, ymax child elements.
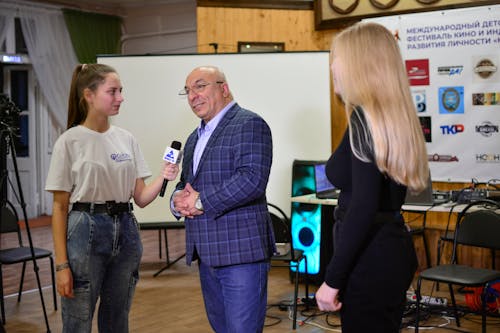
<box><xmin>0</xmin><ymin>127</ymin><xmax>51</xmax><ymax>333</ymax></box>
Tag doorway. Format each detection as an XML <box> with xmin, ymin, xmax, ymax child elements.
<box><xmin>2</xmin><ymin>65</ymin><xmax>39</xmax><ymax>218</ymax></box>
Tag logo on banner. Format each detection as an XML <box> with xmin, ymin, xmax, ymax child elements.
<box><xmin>472</xmin><ymin>92</ymin><xmax>500</xmax><ymax>106</ymax></box>
<box><xmin>476</xmin><ymin>121</ymin><xmax>499</xmax><ymax>137</ymax></box>
<box><xmin>474</xmin><ymin>58</ymin><xmax>497</xmax><ymax>79</ymax></box>
<box><xmin>439</xmin><ymin>87</ymin><xmax>464</xmax><ymax>114</ymax></box>
<box><xmin>475</xmin><ymin>153</ymin><xmax>500</xmax><ymax>163</ymax></box>
<box><xmin>428</xmin><ymin>154</ymin><xmax>459</xmax><ymax>162</ymax></box>
<box><xmin>412</xmin><ymin>90</ymin><xmax>426</xmax><ymax>113</ymax></box>
<box><xmin>438</xmin><ymin>66</ymin><xmax>463</xmax><ymax>76</ymax></box>
<box><xmin>406</xmin><ymin>59</ymin><xmax>429</xmax><ymax>86</ymax></box>
<box><xmin>440</xmin><ymin>124</ymin><xmax>464</xmax><ymax>135</ymax></box>
<box><xmin>419</xmin><ymin>116</ymin><xmax>432</xmax><ymax>142</ymax></box>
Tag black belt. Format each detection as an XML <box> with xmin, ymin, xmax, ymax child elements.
<box><xmin>72</xmin><ymin>201</ymin><xmax>133</xmax><ymax>215</ymax></box>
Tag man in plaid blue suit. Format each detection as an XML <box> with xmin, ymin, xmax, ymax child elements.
<box><xmin>172</xmin><ymin>66</ymin><xmax>275</xmax><ymax>333</ymax></box>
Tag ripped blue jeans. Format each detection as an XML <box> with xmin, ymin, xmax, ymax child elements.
<box><xmin>62</xmin><ymin>210</ymin><xmax>143</xmax><ymax>333</ymax></box>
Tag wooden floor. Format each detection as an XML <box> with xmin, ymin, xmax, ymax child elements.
<box><xmin>1</xmin><ymin>216</ymin><xmax>499</xmax><ymax>333</ymax></box>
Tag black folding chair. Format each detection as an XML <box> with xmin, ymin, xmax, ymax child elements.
<box><xmin>0</xmin><ymin>203</ymin><xmax>57</xmax><ymax>324</ymax></box>
<box><xmin>414</xmin><ymin>199</ymin><xmax>500</xmax><ymax>333</ymax></box>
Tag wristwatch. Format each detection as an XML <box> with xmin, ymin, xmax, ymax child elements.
<box><xmin>195</xmin><ymin>194</ymin><xmax>204</xmax><ymax>211</ymax></box>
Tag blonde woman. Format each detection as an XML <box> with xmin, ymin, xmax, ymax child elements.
<box><xmin>315</xmin><ymin>22</ymin><xmax>429</xmax><ymax>332</ymax></box>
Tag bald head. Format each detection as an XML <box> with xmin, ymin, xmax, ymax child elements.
<box><xmin>184</xmin><ymin>65</ymin><xmax>233</xmax><ymax>122</ymax></box>
<box><xmin>191</xmin><ymin>66</ymin><xmax>226</xmax><ymax>81</ymax></box>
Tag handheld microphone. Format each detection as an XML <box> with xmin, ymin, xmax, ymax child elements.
<box><xmin>159</xmin><ymin>140</ymin><xmax>182</xmax><ymax>197</ymax></box>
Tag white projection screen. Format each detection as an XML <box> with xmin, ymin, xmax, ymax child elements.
<box><xmin>97</xmin><ymin>52</ymin><xmax>331</xmax><ymax>223</ymax></box>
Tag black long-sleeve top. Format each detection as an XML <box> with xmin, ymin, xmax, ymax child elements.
<box><xmin>324</xmin><ymin>125</ymin><xmax>407</xmax><ymax>290</ymax></box>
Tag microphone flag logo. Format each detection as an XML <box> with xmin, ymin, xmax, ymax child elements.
<box><xmin>163</xmin><ymin>146</ymin><xmax>181</xmax><ymax>164</ymax></box>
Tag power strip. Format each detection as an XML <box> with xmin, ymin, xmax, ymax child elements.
<box><xmin>407</xmin><ymin>292</ymin><xmax>448</xmax><ymax>306</ymax></box>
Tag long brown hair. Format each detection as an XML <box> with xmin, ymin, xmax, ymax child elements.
<box><xmin>67</xmin><ymin>63</ymin><xmax>117</xmax><ymax>129</ymax></box>
<box><xmin>331</xmin><ymin>22</ymin><xmax>429</xmax><ymax>192</ymax></box>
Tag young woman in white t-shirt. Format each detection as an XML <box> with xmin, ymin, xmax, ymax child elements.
<box><xmin>45</xmin><ymin>63</ymin><xmax>178</xmax><ymax>333</ymax></box>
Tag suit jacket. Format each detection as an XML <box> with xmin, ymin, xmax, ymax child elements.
<box><xmin>176</xmin><ymin>103</ymin><xmax>276</xmax><ymax>267</ymax></box>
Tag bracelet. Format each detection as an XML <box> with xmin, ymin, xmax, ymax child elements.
<box><xmin>56</xmin><ymin>262</ymin><xmax>70</xmax><ymax>272</ymax></box>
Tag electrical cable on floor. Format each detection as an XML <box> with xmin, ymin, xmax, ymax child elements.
<box><xmin>264</xmin><ymin>299</ymin><xmax>294</xmax><ymax>327</ymax></box>
<box><xmin>299</xmin><ymin>307</ymin><xmax>325</xmax><ymax>318</ymax></box>
<box><xmin>405</xmin><ymin>316</ymin><xmax>452</xmax><ymax>331</ymax></box>
<box><xmin>299</xmin><ymin>308</ymin><xmax>322</xmax><ymax>325</ymax></box>
<box><xmin>268</xmin><ymin>285</ymin><xmax>499</xmax><ymax>331</ymax></box>
<box><xmin>268</xmin><ymin>296</ymin><xmax>344</xmax><ymax>331</ymax></box>
<box><xmin>287</xmin><ymin>311</ymin><xmax>342</xmax><ymax>332</ymax></box>
<box><xmin>267</xmin><ymin>299</ymin><xmax>294</xmax><ymax>311</ymax></box>
<box><xmin>406</xmin><ymin>325</ymin><xmax>471</xmax><ymax>332</ymax></box>
<box><xmin>402</xmin><ymin>299</ymin><xmax>490</xmax><ymax>332</ymax></box>
<box><xmin>263</xmin><ymin>314</ymin><xmax>282</xmax><ymax>327</ymax></box>
<box><xmin>325</xmin><ymin>312</ymin><xmax>342</xmax><ymax>328</ymax></box>
<box><xmin>297</xmin><ymin>307</ymin><xmax>342</xmax><ymax>329</ymax></box>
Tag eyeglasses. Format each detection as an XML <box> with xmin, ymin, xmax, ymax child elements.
<box><xmin>178</xmin><ymin>81</ymin><xmax>224</xmax><ymax>96</ymax></box>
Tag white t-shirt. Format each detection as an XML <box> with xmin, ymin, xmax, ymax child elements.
<box><xmin>45</xmin><ymin>125</ymin><xmax>151</xmax><ymax>203</ymax></box>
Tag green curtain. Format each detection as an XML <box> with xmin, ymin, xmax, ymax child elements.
<box><xmin>63</xmin><ymin>9</ymin><xmax>122</xmax><ymax>64</ymax></box>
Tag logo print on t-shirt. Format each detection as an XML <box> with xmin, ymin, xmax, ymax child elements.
<box><xmin>111</xmin><ymin>153</ymin><xmax>132</xmax><ymax>162</ymax></box>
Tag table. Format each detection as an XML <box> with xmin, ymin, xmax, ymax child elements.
<box><xmin>291</xmin><ymin>194</ymin><xmax>337</xmax><ymax>206</ymax></box>
<box><xmin>292</xmin><ymin>193</ymin><xmax>473</xmax><ymax>216</ymax></box>
<box><xmin>291</xmin><ymin>194</ymin><xmax>480</xmax><ymax>269</ymax></box>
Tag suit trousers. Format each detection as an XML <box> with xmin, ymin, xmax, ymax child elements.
<box><xmin>335</xmin><ymin>215</ymin><xmax>417</xmax><ymax>333</ymax></box>
<box><xmin>198</xmin><ymin>259</ymin><xmax>270</xmax><ymax>333</ymax></box>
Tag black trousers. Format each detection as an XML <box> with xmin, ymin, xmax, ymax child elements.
<box><xmin>335</xmin><ymin>216</ymin><xmax>417</xmax><ymax>333</ymax></box>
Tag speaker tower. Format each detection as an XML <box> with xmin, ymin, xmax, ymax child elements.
<box><xmin>290</xmin><ymin>160</ymin><xmax>334</xmax><ymax>285</ymax></box>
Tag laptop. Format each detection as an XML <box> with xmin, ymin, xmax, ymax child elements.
<box><xmin>404</xmin><ymin>174</ymin><xmax>448</xmax><ymax>206</ymax></box>
<box><xmin>314</xmin><ymin>162</ymin><xmax>340</xmax><ymax>199</ymax></box>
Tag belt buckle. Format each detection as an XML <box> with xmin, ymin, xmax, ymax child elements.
<box><xmin>106</xmin><ymin>201</ymin><xmax>118</xmax><ymax>216</ymax></box>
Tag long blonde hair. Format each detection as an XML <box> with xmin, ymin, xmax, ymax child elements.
<box><xmin>332</xmin><ymin>22</ymin><xmax>429</xmax><ymax>192</ymax></box>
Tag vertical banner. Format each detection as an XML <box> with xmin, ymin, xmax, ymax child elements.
<box><xmin>369</xmin><ymin>5</ymin><xmax>500</xmax><ymax>182</ymax></box>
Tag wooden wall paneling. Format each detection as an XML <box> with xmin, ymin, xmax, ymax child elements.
<box><xmin>196</xmin><ymin>6</ymin><xmax>343</xmax><ymax>150</ymax></box>
<box><xmin>330</xmin><ymin>86</ymin><xmax>347</xmax><ymax>150</ymax></box>
<box><xmin>198</xmin><ymin>7</ymin><xmax>335</xmax><ymax>53</ymax></box>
